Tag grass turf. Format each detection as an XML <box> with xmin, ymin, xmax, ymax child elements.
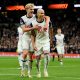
<box><xmin>0</xmin><ymin>56</ymin><xmax>80</xmax><ymax>80</ymax></box>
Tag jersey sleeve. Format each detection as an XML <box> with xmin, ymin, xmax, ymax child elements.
<box><xmin>20</xmin><ymin>17</ymin><xmax>25</xmax><ymax>28</ymax></box>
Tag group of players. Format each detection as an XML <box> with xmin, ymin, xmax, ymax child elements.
<box><xmin>17</xmin><ymin>3</ymin><xmax>65</xmax><ymax>78</ymax></box>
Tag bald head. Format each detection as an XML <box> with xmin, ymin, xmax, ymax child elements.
<box><xmin>37</xmin><ymin>8</ymin><xmax>45</xmax><ymax>18</ymax></box>
<box><xmin>37</xmin><ymin>8</ymin><xmax>44</xmax><ymax>14</ymax></box>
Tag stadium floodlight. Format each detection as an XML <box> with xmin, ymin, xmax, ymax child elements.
<box><xmin>34</xmin><ymin>6</ymin><xmax>42</xmax><ymax>9</ymax></box>
<box><xmin>74</xmin><ymin>4</ymin><xmax>80</xmax><ymax>7</ymax></box>
<box><xmin>48</xmin><ymin>4</ymin><xmax>68</xmax><ymax>9</ymax></box>
<box><xmin>6</xmin><ymin>5</ymin><xmax>43</xmax><ymax>10</ymax></box>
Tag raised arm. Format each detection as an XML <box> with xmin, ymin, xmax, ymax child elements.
<box><xmin>44</xmin><ymin>16</ymin><xmax>50</xmax><ymax>31</ymax></box>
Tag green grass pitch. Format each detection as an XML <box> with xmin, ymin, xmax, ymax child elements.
<box><xmin>0</xmin><ymin>56</ymin><xmax>80</xmax><ymax>80</ymax></box>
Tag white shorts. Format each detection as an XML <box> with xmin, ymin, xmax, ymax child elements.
<box><xmin>22</xmin><ymin>38</ymin><xmax>34</xmax><ymax>52</ymax></box>
<box><xmin>17</xmin><ymin>40</ymin><xmax>23</xmax><ymax>53</ymax></box>
<box><xmin>35</xmin><ymin>42</ymin><xmax>50</xmax><ymax>56</ymax></box>
<box><xmin>56</xmin><ymin>46</ymin><xmax>64</xmax><ymax>54</ymax></box>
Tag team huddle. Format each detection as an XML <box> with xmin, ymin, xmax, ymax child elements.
<box><xmin>17</xmin><ymin>3</ymin><xmax>65</xmax><ymax>78</ymax></box>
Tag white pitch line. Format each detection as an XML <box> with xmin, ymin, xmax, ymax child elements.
<box><xmin>0</xmin><ymin>68</ymin><xmax>20</xmax><ymax>70</ymax></box>
<box><xmin>0</xmin><ymin>74</ymin><xmax>19</xmax><ymax>76</ymax></box>
<box><xmin>0</xmin><ymin>65</ymin><xmax>78</xmax><ymax>70</ymax></box>
<box><xmin>64</xmin><ymin>76</ymin><xmax>80</xmax><ymax>79</ymax></box>
<box><xmin>50</xmin><ymin>76</ymin><xmax>80</xmax><ymax>80</ymax></box>
<box><xmin>0</xmin><ymin>74</ymin><xmax>80</xmax><ymax>79</ymax></box>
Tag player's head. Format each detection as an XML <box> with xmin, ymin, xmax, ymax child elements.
<box><xmin>57</xmin><ymin>28</ymin><xmax>62</xmax><ymax>34</ymax></box>
<box><xmin>25</xmin><ymin>3</ymin><xmax>34</xmax><ymax>16</ymax></box>
<box><xmin>37</xmin><ymin>8</ymin><xmax>45</xmax><ymax>18</ymax></box>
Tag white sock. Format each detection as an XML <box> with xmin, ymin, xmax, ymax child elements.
<box><xmin>18</xmin><ymin>53</ymin><xmax>23</xmax><ymax>67</ymax></box>
<box><xmin>36</xmin><ymin>59</ymin><xmax>41</xmax><ymax>73</ymax></box>
<box><xmin>44</xmin><ymin>54</ymin><xmax>49</xmax><ymax>72</ymax></box>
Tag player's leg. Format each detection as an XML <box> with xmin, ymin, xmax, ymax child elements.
<box><xmin>28</xmin><ymin>43</ymin><xmax>34</xmax><ymax>76</ymax></box>
<box><xmin>17</xmin><ymin>49</ymin><xmax>23</xmax><ymax>69</ymax></box>
<box><xmin>52</xmin><ymin>48</ymin><xmax>57</xmax><ymax>61</ymax></box>
<box><xmin>21</xmin><ymin>50</ymin><xmax>33</xmax><ymax>78</ymax></box>
<box><xmin>36</xmin><ymin>55</ymin><xmax>41</xmax><ymax>78</ymax></box>
<box><xmin>21</xmin><ymin>50</ymin><xmax>29</xmax><ymax>70</ymax></box>
<box><xmin>58</xmin><ymin>54</ymin><xmax>63</xmax><ymax>64</ymax></box>
<box><xmin>43</xmin><ymin>43</ymin><xmax>50</xmax><ymax>77</ymax></box>
<box><xmin>21</xmin><ymin>39</ymin><xmax>30</xmax><ymax>76</ymax></box>
<box><xmin>17</xmin><ymin>42</ymin><xmax>26</xmax><ymax>76</ymax></box>
<box><xmin>26</xmin><ymin>52</ymin><xmax>34</xmax><ymax>78</ymax></box>
<box><xmin>57</xmin><ymin>46</ymin><xmax>64</xmax><ymax>65</ymax></box>
<box><xmin>17</xmin><ymin>41</ymin><xmax>23</xmax><ymax>67</ymax></box>
<box><xmin>26</xmin><ymin>43</ymin><xmax>34</xmax><ymax>78</ymax></box>
<box><xmin>59</xmin><ymin>46</ymin><xmax>64</xmax><ymax>65</ymax></box>
<box><xmin>43</xmin><ymin>53</ymin><xmax>49</xmax><ymax>77</ymax></box>
<box><xmin>35</xmin><ymin>49</ymin><xmax>42</xmax><ymax>78</ymax></box>
<box><xmin>56</xmin><ymin>47</ymin><xmax>62</xmax><ymax>62</ymax></box>
<box><xmin>19</xmin><ymin>53</ymin><xmax>27</xmax><ymax>77</ymax></box>
<box><xmin>18</xmin><ymin>53</ymin><xmax>23</xmax><ymax>68</ymax></box>
<box><xmin>28</xmin><ymin>52</ymin><xmax>34</xmax><ymax>72</ymax></box>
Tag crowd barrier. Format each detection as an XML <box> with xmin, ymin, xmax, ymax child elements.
<box><xmin>0</xmin><ymin>52</ymin><xmax>80</xmax><ymax>58</ymax></box>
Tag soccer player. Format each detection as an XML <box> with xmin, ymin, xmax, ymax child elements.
<box><xmin>17</xmin><ymin>26</ymin><xmax>35</xmax><ymax>77</ymax></box>
<box><xmin>20</xmin><ymin>3</ymin><xmax>37</xmax><ymax>78</ymax></box>
<box><xmin>20</xmin><ymin>3</ymin><xmax>50</xmax><ymax>78</ymax></box>
<box><xmin>31</xmin><ymin>9</ymin><xmax>50</xmax><ymax>78</ymax></box>
<box><xmin>54</xmin><ymin>28</ymin><xmax>65</xmax><ymax>65</ymax></box>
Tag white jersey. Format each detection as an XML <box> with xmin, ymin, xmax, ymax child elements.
<box><xmin>32</xmin><ymin>19</ymin><xmax>50</xmax><ymax>44</ymax></box>
<box><xmin>17</xmin><ymin>27</ymin><xmax>23</xmax><ymax>40</ymax></box>
<box><xmin>20</xmin><ymin>14</ymin><xmax>36</xmax><ymax>39</ymax></box>
<box><xmin>55</xmin><ymin>34</ymin><xmax>64</xmax><ymax>47</ymax></box>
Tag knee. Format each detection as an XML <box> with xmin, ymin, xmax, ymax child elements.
<box><xmin>23</xmin><ymin>50</ymin><xmax>28</xmax><ymax>55</ymax></box>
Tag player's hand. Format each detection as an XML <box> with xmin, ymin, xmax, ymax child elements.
<box><xmin>38</xmin><ymin>26</ymin><xmax>43</xmax><ymax>32</ymax></box>
<box><xmin>25</xmin><ymin>25</ymin><xmax>31</xmax><ymax>28</ymax></box>
<box><xmin>43</xmin><ymin>26</ymin><xmax>48</xmax><ymax>31</ymax></box>
<box><xmin>33</xmin><ymin>25</ymin><xmax>39</xmax><ymax>30</ymax></box>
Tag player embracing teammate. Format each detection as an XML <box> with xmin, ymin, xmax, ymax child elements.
<box><xmin>17</xmin><ymin>3</ymin><xmax>50</xmax><ymax>78</ymax></box>
<box><xmin>31</xmin><ymin>8</ymin><xmax>50</xmax><ymax>78</ymax></box>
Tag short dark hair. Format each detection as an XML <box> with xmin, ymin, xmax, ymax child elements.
<box><xmin>57</xmin><ymin>27</ymin><xmax>61</xmax><ymax>30</ymax></box>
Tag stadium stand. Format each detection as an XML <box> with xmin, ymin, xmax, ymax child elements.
<box><xmin>0</xmin><ymin>20</ymin><xmax>80</xmax><ymax>53</ymax></box>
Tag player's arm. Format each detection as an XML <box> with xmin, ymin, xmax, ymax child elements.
<box><xmin>21</xmin><ymin>25</ymin><xmax>39</xmax><ymax>32</ymax></box>
<box><xmin>31</xmin><ymin>24</ymin><xmax>38</xmax><ymax>51</ymax></box>
<box><xmin>31</xmin><ymin>30</ymin><xmax>36</xmax><ymax>49</ymax></box>
<box><xmin>20</xmin><ymin>18</ymin><xmax>38</xmax><ymax>32</ymax></box>
<box><xmin>44</xmin><ymin>16</ymin><xmax>50</xmax><ymax>30</ymax></box>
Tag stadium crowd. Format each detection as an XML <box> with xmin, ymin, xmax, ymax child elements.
<box><xmin>0</xmin><ymin>20</ymin><xmax>80</xmax><ymax>53</ymax></box>
<box><xmin>0</xmin><ymin>24</ymin><xmax>18</xmax><ymax>52</ymax></box>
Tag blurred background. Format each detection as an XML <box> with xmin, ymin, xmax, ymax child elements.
<box><xmin>0</xmin><ymin>0</ymin><xmax>80</xmax><ymax>54</ymax></box>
